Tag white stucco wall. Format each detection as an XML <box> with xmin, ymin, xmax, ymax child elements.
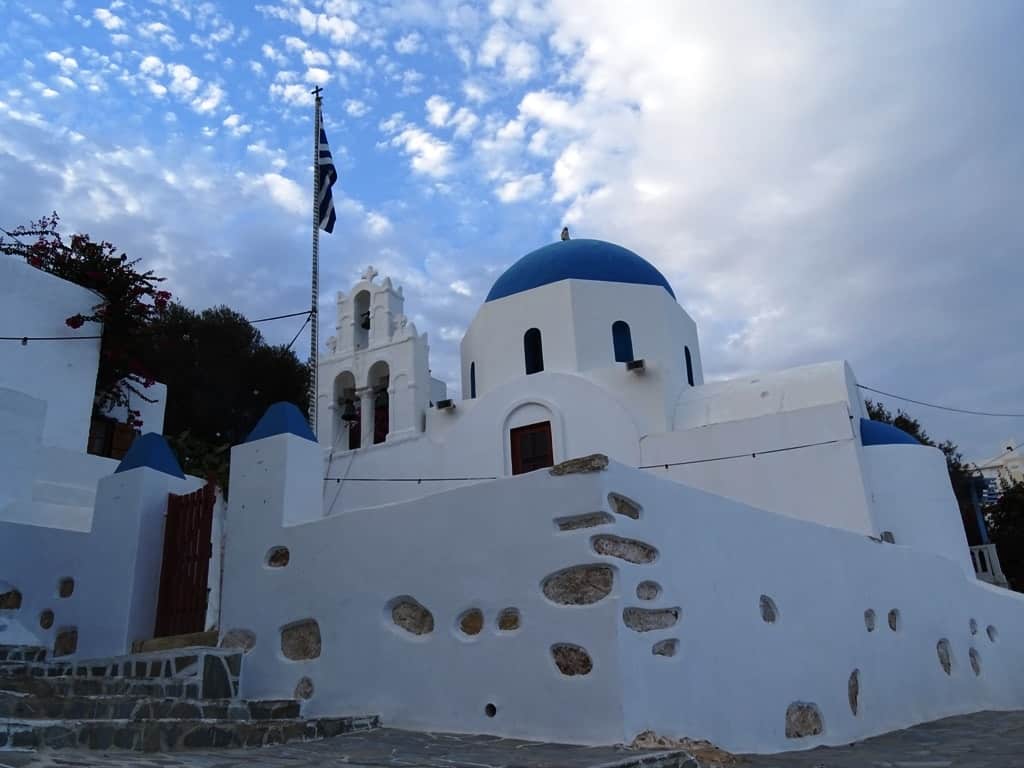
<box><xmin>221</xmin><ymin>435</ymin><xmax>1024</xmax><ymax>754</ymax></box>
<box><xmin>0</xmin><ymin>257</ymin><xmax>102</xmax><ymax>452</ymax></box>
<box><xmin>863</xmin><ymin>444</ymin><xmax>975</xmax><ymax>576</ymax></box>
<box><xmin>0</xmin><ymin>464</ymin><xmax>202</xmax><ymax>658</ymax></box>
<box><xmin>461</xmin><ymin>280</ymin><xmax>701</xmax><ymax>435</ymax></box>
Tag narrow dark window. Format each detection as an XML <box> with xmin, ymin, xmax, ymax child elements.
<box><xmin>470</xmin><ymin>362</ymin><xmax>476</xmax><ymax>399</ymax></box>
<box><xmin>510</xmin><ymin>421</ymin><xmax>554</xmax><ymax>475</ymax></box>
<box><xmin>524</xmin><ymin>328</ymin><xmax>544</xmax><ymax>374</ymax></box>
<box><xmin>684</xmin><ymin>346</ymin><xmax>694</xmax><ymax>387</ymax></box>
<box><xmin>612</xmin><ymin>321</ymin><xmax>634</xmax><ymax>362</ymax></box>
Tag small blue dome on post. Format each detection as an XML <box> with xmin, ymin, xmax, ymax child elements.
<box><xmin>245</xmin><ymin>402</ymin><xmax>317</xmax><ymax>443</ymax></box>
<box><xmin>859</xmin><ymin>418</ymin><xmax>921</xmax><ymax>447</ymax></box>
<box><xmin>115</xmin><ymin>433</ymin><xmax>186</xmax><ymax>479</ymax></box>
<box><xmin>485</xmin><ymin>239</ymin><xmax>676</xmax><ymax>302</ymax></box>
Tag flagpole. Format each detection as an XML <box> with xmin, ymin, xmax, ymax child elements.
<box><xmin>308</xmin><ymin>86</ymin><xmax>322</xmax><ymax>437</ymax></box>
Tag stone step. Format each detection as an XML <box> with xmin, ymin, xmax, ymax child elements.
<box><xmin>0</xmin><ymin>691</ymin><xmax>301</xmax><ymax>721</ymax></box>
<box><xmin>0</xmin><ymin>646</ymin><xmax>47</xmax><ymax>663</ymax></box>
<box><xmin>0</xmin><ymin>714</ymin><xmax>380</xmax><ymax>751</ymax></box>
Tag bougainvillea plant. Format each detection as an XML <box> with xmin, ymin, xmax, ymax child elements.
<box><xmin>0</xmin><ymin>212</ymin><xmax>170</xmax><ymax>428</ymax></box>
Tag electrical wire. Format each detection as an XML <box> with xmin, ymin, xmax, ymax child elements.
<box><xmin>639</xmin><ymin>438</ymin><xmax>845</xmax><ymax>470</ymax></box>
<box><xmin>858</xmin><ymin>385</ymin><xmax>1024</xmax><ymax>418</ymax></box>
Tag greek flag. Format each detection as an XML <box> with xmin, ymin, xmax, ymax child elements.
<box><xmin>317</xmin><ymin>106</ymin><xmax>337</xmax><ymax>234</ymax></box>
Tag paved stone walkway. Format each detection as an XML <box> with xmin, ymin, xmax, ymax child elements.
<box><xmin>2</xmin><ymin>711</ymin><xmax>1023</xmax><ymax>768</ymax></box>
<box><xmin>743</xmin><ymin>710</ymin><xmax>1024</xmax><ymax>767</ymax></box>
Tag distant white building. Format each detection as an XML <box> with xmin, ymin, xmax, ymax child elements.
<box><xmin>974</xmin><ymin>441</ymin><xmax>1024</xmax><ymax>504</ymax></box>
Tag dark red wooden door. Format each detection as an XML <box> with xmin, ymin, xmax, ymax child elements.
<box><xmin>510</xmin><ymin>421</ymin><xmax>554</xmax><ymax>475</ymax></box>
<box><xmin>154</xmin><ymin>484</ymin><xmax>215</xmax><ymax>638</ymax></box>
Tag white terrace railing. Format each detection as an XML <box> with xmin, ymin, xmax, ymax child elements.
<box><xmin>970</xmin><ymin>543</ymin><xmax>1009</xmax><ymax>588</ymax></box>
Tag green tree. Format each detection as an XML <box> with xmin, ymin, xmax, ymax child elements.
<box><xmin>986</xmin><ymin>480</ymin><xmax>1024</xmax><ymax>591</ymax></box>
<box><xmin>140</xmin><ymin>303</ymin><xmax>310</xmax><ymax>488</ymax></box>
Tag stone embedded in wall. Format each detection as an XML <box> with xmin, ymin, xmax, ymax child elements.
<box><xmin>390</xmin><ymin>597</ymin><xmax>434</xmax><ymax>636</ymax></box>
<box><xmin>220</xmin><ymin>628</ymin><xmax>257</xmax><ymax>652</ymax></box>
<box><xmin>266</xmin><ymin>547</ymin><xmax>290</xmax><ymax>568</ymax></box>
<box><xmin>759</xmin><ymin>595</ymin><xmax>778</xmax><ymax>624</ymax></box>
<box><xmin>459</xmin><ymin>609</ymin><xmax>484</xmax><ymax>636</ymax></box>
<box><xmin>555</xmin><ymin>512</ymin><xmax>615</xmax><ymax>531</ymax></box>
<box><xmin>636</xmin><ymin>581</ymin><xmax>661</xmax><ymax>601</ymax></box>
<box><xmin>591</xmin><ymin>534</ymin><xmax>657</xmax><ymax>564</ymax></box>
<box><xmin>549</xmin><ymin>453</ymin><xmax>609</xmax><ymax>476</ymax></box>
<box><xmin>881</xmin><ymin>531</ymin><xmax>895</xmax><ymax>543</ymax></box>
<box><xmin>58</xmin><ymin>578</ymin><xmax>74</xmax><ymax>598</ymax></box>
<box><xmin>864</xmin><ymin>609</ymin><xmax>876</xmax><ymax>632</ymax></box>
<box><xmin>39</xmin><ymin>610</ymin><xmax>54</xmax><ymax>629</ymax></box>
<box><xmin>785</xmin><ymin>702</ymin><xmax>824</xmax><ymax>739</ymax></box>
<box><xmin>848</xmin><ymin>669</ymin><xmax>860</xmax><ymax>715</ymax></box>
<box><xmin>497</xmin><ymin>608</ymin><xmax>521</xmax><ymax>631</ymax></box>
<box><xmin>54</xmin><ymin>628</ymin><xmax>78</xmax><ymax>657</ymax></box>
<box><xmin>551</xmin><ymin>643</ymin><xmax>593</xmax><ymax>676</ymax></box>
<box><xmin>969</xmin><ymin>648</ymin><xmax>981</xmax><ymax>676</ymax></box>
<box><xmin>969</xmin><ymin>618</ymin><xmax>978</xmax><ymax>635</ymax></box>
<box><xmin>295</xmin><ymin>676</ymin><xmax>315</xmax><ymax>699</ymax></box>
<box><xmin>987</xmin><ymin>625</ymin><xmax>998</xmax><ymax>643</ymax></box>
<box><xmin>280</xmin><ymin>619</ymin><xmax>321</xmax><ymax>661</ymax></box>
<box><xmin>607</xmin><ymin>492</ymin><xmax>641</xmax><ymax>520</ymax></box>
<box><xmin>936</xmin><ymin>639</ymin><xmax>952</xmax><ymax>675</ymax></box>
<box><xmin>887</xmin><ymin>609</ymin><xmax>900</xmax><ymax>631</ymax></box>
<box><xmin>0</xmin><ymin>589</ymin><xmax>22</xmax><ymax>610</ymax></box>
<box><xmin>542</xmin><ymin>564</ymin><xmax>614</xmax><ymax>605</ymax></box>
<box><xmin>623</xmin><ymin>606</ymin><xmax>680</xmax><ymax>633</ymax></box>
<box><xmin>652</xmin><ymin>638</ymin><xmax>678</xmax><ymax>657</ymax></box>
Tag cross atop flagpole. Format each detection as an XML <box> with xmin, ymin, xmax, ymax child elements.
<box><xmin>308</xmin><ymin>85</ymin><xmax>337</xmax><ymax>438</ymax></box>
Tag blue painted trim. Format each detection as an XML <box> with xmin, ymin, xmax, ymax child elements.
<box><xmin>486</xmin><ymin>239</ymin><xmax>676</xmax><ymax>302</ymax></box>
<box><xmin>115</xmin><ymin>433</ymin><xmax>185</xmax><ymax>479</ymax></box>
<box><xmin>245</xmin><ymin>401</ymin><xmax>317</xmax><ymax>443</ymax></box>
<box><xmin>859</xmin><ymin>418</ymin><xmax>921</xmax><ymax>446</ymax></box>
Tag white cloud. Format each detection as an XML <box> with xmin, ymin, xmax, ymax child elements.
<box><xmin>241</xmin><ymin>172</ymin><xmax>306</xmax><ymax>216</ymax></box>
<box><xmin>450</xmin><ymin>107</ymin><xmax>479</xmax><ymax>138</ymax></box>
<box><xmin>261</xmin><ymin>44</ymin><xmax>287</xmax><ymax>66</ymax></box>
<box><xmin>223</xmin><ymin>113</ymin><xmax>252</xmax><ymax>137</ymax></box>
<box><xmin>345</xmin><ymin>99</ymin><xmax>369</xmax><ymax>117</ymax></box>
<box><xmin>147</xmin><ymin>81</ymin><xmax>168</xmax><ymax>98</ymax></box>
<box><xmin>110</xmin><ymin>33</ymin><xmax>131</xmax><ymax>46</ymax></box>
<box><xmin>93</xmin><ymin>7</ymin><xmax>124</xmax><ymax>30</ymax></box>
<box><xmin>335</xmin><ymin>49</ymin><xmax>360</xmax><ymax>69</ymax></box>
<box><xmin>168</xmin><ymin>64</ymin><xmax>200</xmax><ymax>97</ymax></box>
<box><xmin>302</xmin><ymin>48</ymin><xmax>330</xmax><ymax>67</ymax></box>
<box><xmin>425</xmin><ymin>95</ymin><xmax>452</xmax><ymax>127</ymax></box>
<box><xmin>462</xmin><ymin>80</ymin><xmax>488</xmax><ymax>103</ymax></box>
<box><xmin>305</xmin><ymin>67</ymin><xmax>330</xmax><ymax>85</ymax></box>
<box><xmin>191</xmin><ymin>83</ymin><xmax>224</xmax><ymax>114</ymax></box>
<box><xmin>365</xmin><ymin>211</ymin><xmax>392</xmax><ymax>236</ymax></box>
<box><xmin>284</xmin><ymin>36</ymin><xmax>307</xmax><ymax>52</ymax></box>
<box><xmin>249</xmin><ymin>60</ymin><xmax>265</xmax><ymax>76</ymax></box>
<box><xmin>495</xmin><ymin>172</ymin><xmax>544</xmax><ymax>202</ymax></box>
<box><xmin>139</xmin><ymin>55</ymin><xmax>165</xmax><ymax>77</ymax></box>
<box><xmin>246</xmin><ymin>139</ymin><xmax>288</xmax><ymax>170</ymax></box>
<box><xmin>478</xmin><ymin>22</ymin><xmax>538</xmax><ymax>81</ymax></box>
<box><xmin>389</xmin><ymin>125</ymin><xmax>453</xmax><ymax>178</ymax></box>
<box><xmin>394</xmin><ymin>32</ymin><xmax>424</xmax><ymax>55</ymax></box>
<box><xmin>269</xmin><ymin>82</ymin><xmax>313</xmax><ymax>107</ymax></box>
<box><xmin>41</xmin><ymin>88</ymin><xmax>60</xmax><ymax>99</ymax></box>
<box><xmin>449</xmin><ymin>280</ymin><xmax>472</xmax><ymax>297</ymax></box>
<box><xmin>45</xmin><ymin>51</ymin><xmax>79</xmax><ymax>73</ymax></box>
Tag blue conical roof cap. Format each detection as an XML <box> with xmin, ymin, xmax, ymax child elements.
<box><xmin>245</xmin><ymin>402</ymin><xmax>317</xmax><ymax>443</ymax></box>
<box><xmin>115</xmin><ymin>433</ymin><xmax>185</xmax><ymax>478</ymax></box>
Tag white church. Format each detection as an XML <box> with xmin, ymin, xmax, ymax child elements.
<box><xmin>3</xmin><ymin>236</ymin><xmax>1024</xmax><ymax>755</ymax></box>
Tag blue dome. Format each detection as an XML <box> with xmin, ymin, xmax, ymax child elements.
<box><xmin>485</xmin><ymin>239</ymin><xmax>676</xmax><ymax>302</ymax></box>
<box><xmin>859</xmin><ymin>418</ymin><xmax>921</xmax><ymax>447</ymax></box>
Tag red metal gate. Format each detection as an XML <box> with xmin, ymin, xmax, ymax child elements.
<box><xmin>154</xmin><ymin>484</ymin><xmax>215</xmax><ymax>638</ymax></box>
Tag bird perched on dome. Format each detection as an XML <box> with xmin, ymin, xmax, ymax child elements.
<box><xmin>560</xmin><ymin>226</ymin><xmax>570</xmax><ymax>241</ymax></box>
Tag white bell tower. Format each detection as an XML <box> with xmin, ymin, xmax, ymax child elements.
<box><xmin>317</xmin><ymin>266</ymin><xmax>437</xmax><ymax>451</ymax></box>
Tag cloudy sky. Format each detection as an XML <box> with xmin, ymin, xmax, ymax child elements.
<box><xmin>1</xmin><ymin>0</ymin><xmax>1022</xmax><ymax>458</ymax></box>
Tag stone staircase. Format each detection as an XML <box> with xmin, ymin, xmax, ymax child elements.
<box><xmin>0</xmin><ymin>644</ymin><xmax>378</xmax><ymax>752</ymax></box>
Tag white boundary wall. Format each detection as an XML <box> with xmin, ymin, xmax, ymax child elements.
<box><xmin>221</xmin><ymin>432</ymin><xmax>1024</xmax><ymax>754</ymax></box>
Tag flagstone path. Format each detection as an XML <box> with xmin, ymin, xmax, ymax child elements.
<box><xmin>2</xmin><ymin>710</ymin><xmax>1023</xmax><ymax>767</ymax></box>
